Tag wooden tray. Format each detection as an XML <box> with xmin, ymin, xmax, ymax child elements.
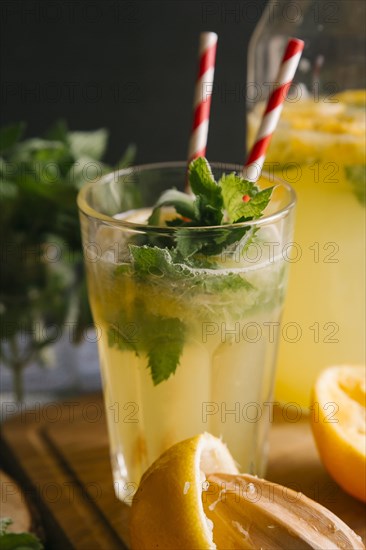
<box><xmin>1</xmin><ymin>394</ymin><xmax>365</xmax><ymax>548</ymax></box>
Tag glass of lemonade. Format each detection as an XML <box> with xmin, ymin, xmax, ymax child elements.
<box><xmin>77</xmin><ymin>162</ymin><xmax>296</xmax><ymax>500</ymax></box>
<box><xmin>248</xmin><ymin>92</ymin><xmax>366</xmax><ymax>408</ymax></box>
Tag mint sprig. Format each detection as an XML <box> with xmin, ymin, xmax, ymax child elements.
<box><xmin>147</xmin><ymin>157</ymin><xmax>273</xmax><ymax>258</ymax></box>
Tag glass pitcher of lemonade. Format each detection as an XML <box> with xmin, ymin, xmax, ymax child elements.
<box><xmin>247</xmin><ymin>0</ymin><xmax>365</xmax><ymax>408</ymax></box>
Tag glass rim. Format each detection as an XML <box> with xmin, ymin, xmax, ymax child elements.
<box><xmin>77</xmin><ymin>161</ymin><xmax>296</xmax><ymax>232</ymax></box>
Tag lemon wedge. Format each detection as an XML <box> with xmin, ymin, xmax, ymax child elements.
<box><xmin>130</xmin><ymin>432</ymin><xmax>238</xmax><ymax>549</ymax></box>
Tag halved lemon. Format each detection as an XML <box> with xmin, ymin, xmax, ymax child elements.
<box><xmin>130</xmin><ymin>432</ymin><xmax>364</xmax><ymax>549</ymax></box>
<box><xmin>311</xmin><ymin>365</ymin><xmax>366</xmax><ymax>503</ymax></box>
<box><xmin>129</xmin><ymin>432</ymin><xmax>238</xmax><ymax>549</ymax></box>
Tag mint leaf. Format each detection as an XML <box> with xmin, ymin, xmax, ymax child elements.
<box><xmin>198</xmin><ymin>272</ymin><xmax>253</xmax><ymax>293</ymax></box>
<box><xmin>148</xmin><ymin>189</ymin><xmax>197</xmax><ymax>225</ymax></box>
<box><xmin>108</xmin><ymin>323</ymin><xmax>139</xmax><ymax>355</ymax></box>
<box><xmin>129</xmin><ymin>244</ymin><xmax>195</xmax><ymax>278</ymax></box>
<box><xmin>188</xmin><ymin>157</ymin><xmax>217</xmax><ymax>200</ymax></box>
<box><xmin>106</xmin><ymin>271</ymin><xmax>186</xmax><ymax>385</ymax></box>
<box><xmin>188</xmin><ymin>157</ymin><xmax>224</xmax><ymax>225</ymax></box>
<box><xmin>129</xmin><ymin>245</ymin><xmax>175</xmax><ymax>276</ymax></box>
<box><xmin>175</xmin><ymin>229</ymin><xmax>205</xmax><ymax>257</ymax></box>
<box><xmin>220</xmin><ymin>173</ymin><xmax>274</xmax><ymax>223</ymax></box>
<box><xmin>147</xmin><ymin>316</ymin><xmax>185</xmax><ymax>385</ymax></box>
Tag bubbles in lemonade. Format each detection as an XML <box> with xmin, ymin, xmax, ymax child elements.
<box><xmin>248</xmin><ymin>90</ymin><xmax>366</xmax><ymax>408</ymax></box>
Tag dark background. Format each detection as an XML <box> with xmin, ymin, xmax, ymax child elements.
<box><xmin>0</xmin><ymin>0</ymin><xmax>267</xmax><ymax>164</ymax></box>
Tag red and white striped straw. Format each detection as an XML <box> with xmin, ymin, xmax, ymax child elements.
<box><xmin>187</xmin><ymin>32</ymin><xmax>218</xmax><ymax>164</ymax></box>
<box><xmin>244</xmin><ymin>37</ymin><xmax>304</xmax><ymax>182</ymax></box>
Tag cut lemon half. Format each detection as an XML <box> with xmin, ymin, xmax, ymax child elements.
<box><xmin>130</xmin><ymin>432</ymin><xmax>364</xmax><ymax>549</ymax></box>
<box><xmin>130</xmin><ymin>432</ymin><xmax>238</xmax><ymax>549</ymax></box>
<box><xmin>311</xmin><ymin>365</ymin><xmax>366</xmax><ymax>503</ymax></box>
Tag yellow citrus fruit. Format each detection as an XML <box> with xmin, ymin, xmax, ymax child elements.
<box><xmin>130</xmin><ymin>431</ymin><xmax>365</xmax><ymax>549</ymax></box>
<box><xmin>129</xmin><ymin>432</ymin><xmax>238</xmax><ymax>549</ymax></box>
<box><xmin>311</xmin><ymin>365</ymin><xmax>366</xmax><ymax>502</ymax></box>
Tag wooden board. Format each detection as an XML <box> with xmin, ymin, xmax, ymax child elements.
<box><xmin>1</xmin><ymin>394</ymin><xmax>365</xmax><ymax>549</ymax></box>
<box><xmin>0</xmin><ymin>471</ymin><xmax>32</xmax><ymax>532</ymax></box>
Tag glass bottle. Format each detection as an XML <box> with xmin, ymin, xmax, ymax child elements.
<box><xmin>247</xmin><ymin>0</ymin><xmax>365</xmax><ymax>408</ymax></box>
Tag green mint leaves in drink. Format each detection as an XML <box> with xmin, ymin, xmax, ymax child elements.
<box><xmin>149</xmin><ymin>157</ymin><xmax>273</xmax><ymax>230</ymax></box>
<box><xmin>148</xmin><ymin>157</ymin><xmax>274</xmax><ymax>257</ymax></box>
<box><xmin>112</xmin><ymin>157</ymin><xmax>274</xmax><ymax>385</ymax></box>
<box><xmin>109</xmin><ymin>242</ymin><xmax>254</xmax><ymax>385</ymax></box>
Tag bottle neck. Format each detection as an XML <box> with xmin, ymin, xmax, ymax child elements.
<box><xmin>248</xmin><ymin>0</ymin><xmax>366</xmax><ymax>102</ymax></box>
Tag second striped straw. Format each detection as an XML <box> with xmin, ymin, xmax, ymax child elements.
<box><xmin>244</xmin><ymin>38</ymin><xmax>304</xmax><ymax>182</ymax></box>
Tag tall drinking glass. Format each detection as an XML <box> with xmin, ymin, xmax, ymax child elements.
<box><xmin>77</xmin><ymin>162</ymin><xmax>296</xmax><ymax>501</ymax></box>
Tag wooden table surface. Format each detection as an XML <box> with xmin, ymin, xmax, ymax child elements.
<box><xmin>1</xmin><ymin>394</ymin><xmax>364</xmax><ymax>549</ymax></box>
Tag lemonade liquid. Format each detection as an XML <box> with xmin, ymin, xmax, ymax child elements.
<box><xmin>87</xmin><ymin>215</ymin><xmax>291</xmax><ymax>498</ymax></box>
<box><xmin>248</xmin><ymin>90</ymin><xmax>366</xmax><ymax>408</ymax></box>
